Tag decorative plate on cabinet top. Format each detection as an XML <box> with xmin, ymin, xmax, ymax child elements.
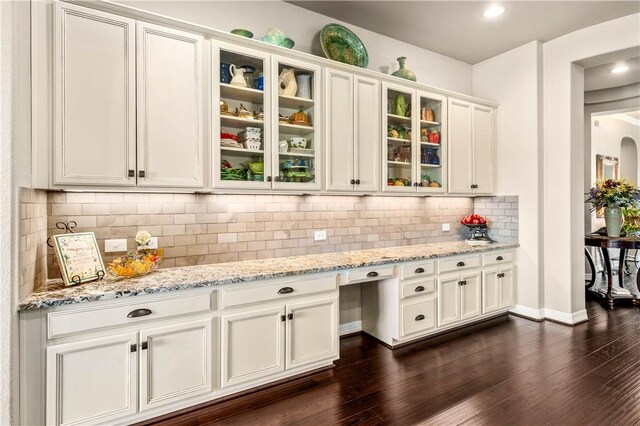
<box><xmin>320</xmin><ymin>24</ymin><xmax>369</xmax><ymax>68</ymax></box>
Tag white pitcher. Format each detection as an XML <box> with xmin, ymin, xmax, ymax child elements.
<box><xmin>229</xmin><ymin>64</ymin><xmax>247</xmax><ymax>87</ymax></box>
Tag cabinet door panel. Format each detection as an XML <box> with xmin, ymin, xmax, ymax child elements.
<box><xmin>53</xmin><ymin>3</ymin><xmax>136</xmax><ymax>186</ymax></box>
<box><xmin>137</xmin><ymin>22</ymin><xmax>204</xmax><ymax>188</ymax></box>
<box><xmin>447</xmin><ymin>99</ymin><xmax>473</xmax><ymax>194</ymax></box>
<box><xmin>325</xmin><ymin>69</ymin><xmax>354</xmax><ymax>191</ymax></box>
<box><xmin>500</xmin><ymin>267</ymin><xmax>516</xmax><ymax>308</ymax></box>
<box><xmin>461</xmin><ymin>272</ymin><xmax>482</xmax><ymax>320</ymax></box>
<box><xmin>287</xmin><ymin>297</ymin><xmax>338</xmax><ymax>369</ymax></box>
<box><xmin>354</xmin><ymin>76</ymin><xmax>380</xmax><ymax>192</ymax></box>
<box><xmin>472</xmin><ymin>105</ymin><xmax>495</xmax><ymax>194</ymax></box>
<box><xmin>139</xmin><ymin>319</ymin><xmax>212</xmax><ymax>411</ymax></box>
<box><xmin>221</xmin><ymin>306</ymin><xmax>285</xmax><ymax>387</ymax></box>
<box><xmin>482</xmin><ymin>269</ymin><xmax>501</xmax><ymax>314</ymax></box>
<box><xmin>437</xmin><ymin>275</ymin><xmax>461</xmax><ymax>327</ymax></box>
<box><xmin>46</xmin><ymin>333</ymin><xmax>137</xmax><ymax>426</ymax></box>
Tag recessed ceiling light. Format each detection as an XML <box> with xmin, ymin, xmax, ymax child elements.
<box><xmin>483</xmin><ymin>5</ymin><xmax>505</xmax><ymax>18</ymax></box>
<box><xmin>611</xmin><ymin>65</ymin><xmax>630</xmax><ymax>74</ymax></box>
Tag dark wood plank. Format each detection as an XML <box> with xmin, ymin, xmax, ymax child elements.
<box><xmin>141</xmin><ymin>300</ymin><xmax>640</xmax><ymax>426</ymax></box>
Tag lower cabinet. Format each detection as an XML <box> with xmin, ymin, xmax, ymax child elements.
<box><xmin>437</xmin><ymin>271</ymin><xmax>481</xmax><ymax>327</ymax></box>
<box><xmin>221</xmin><ymin>296</ymin><xmax>338</xmax><ymax>388</ymax></box>
<box><xmin>483</xmin><ymin>267</ymin><xmax>515</xmax><ymax>314</ymax></box>
<box><xmin>46</xmin><ymin>332</ymin><xmax>138</xmax><ymax>426</ymax></box>
<box><xmin>46</xmin><ymin>319</ymin><xmax>213</xmax><ymax>425</ymax></box>
<box><xmin>139</xmin><ymin>319</ymin><xmax>212</xmax><ymax>411</ymax></box>
<box><xmin>400</xmin><ymin>295</ymin><xmax>436</xmax><ymax>338</ymax></box>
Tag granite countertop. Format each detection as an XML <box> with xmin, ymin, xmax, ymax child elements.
<box><xmin>19</xmin><ymin>241</ymin><xmax>518</xmax><ymax>310</ymax></box>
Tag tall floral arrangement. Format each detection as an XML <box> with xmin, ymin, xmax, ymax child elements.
<box><xmin>585</xmin><ymin>179</ymin><xmax>640</xmax><ymax>211</ymax></box>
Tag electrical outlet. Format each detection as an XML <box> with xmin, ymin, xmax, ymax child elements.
<box><xmin>314</xmin><ymin>230</ymin><xmax>327</xmax><ymax>241</ymax></box>
<box><xmin>442</xmin><ymin>223</ymin><xmax>451</xmax><ymax>231</ymax></box>
<box><xmin>139</xmin><ymin>237</ymin><xmax>158</xmax><ymax>250</ymax></box>
<box><xmin>105</xmin><ymin>239</ymin><xmax>127</xmax><ymax>252</ymax></box>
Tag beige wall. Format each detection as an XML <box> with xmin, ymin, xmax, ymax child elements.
<box><xmin>18</xmin><ymin>189</ymin><xmax>48</xmax><ymax>300</ymax></box>
<box><xmin>45</xmin><ymin>193</ymin><xmax>517</xmax><ymax>280</ymax></box>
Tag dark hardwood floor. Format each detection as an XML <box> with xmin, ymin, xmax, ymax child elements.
<box><xmin>143</xmin><ymin>301</ymin><xmax>640</xmax><ymax>426</ymax></box>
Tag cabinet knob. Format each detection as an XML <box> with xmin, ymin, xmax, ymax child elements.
<box><xmin>138</xmin><ymin>170</ymin><xmax>146</xmax><ymax>178</ymax></box>
<box><xmin>366</xmin><ymin>271</ymin><xmax>379</xmax><ymax>278</ymax></box>
<box><xmin>267</xmin><ymin>176</ymin><xmax>272</xmax><ymax>182</ymax></box>
<box><xmin>278</xmin><ymin>287</ymin><xmax>294</xmax><ymax>294</ymax></box>
<box><xmin>498</xmin><ymin>273</ymin><xmax>505</xmax><ymax>278</ymax></box>
<box><xmin>141</xmin><ymin>341</ymin><xmax>148</xmax><ymax>350</ymax></box>
<box><xmin>415</xmin><ymin>285</ymin><xmax>425</xmax><ymax>292</ymax></box>
<box><xmin>350</xmin><ymin>179</ymin><xmax>356</xmax><ymax>185</ymax></box>
<box><xmin>458</xmin><ymin>280</ymin><xmax>467</xmax><ymax>286</ymax></box>
<box><xmin>496</xmin><ymin>256</ymin><xmax>504</xmax><ymax>261</ymax></box>
<box><xmin>456</xmin><ymin>261</ymin><xmax>465</xmax><ymax>267</ymax></box>
<box><xmin>127</xmin><ymin>308</ymin><xmax>152</xmax><ymax>318</ymax></box>
<box><xmin>287</xmin><ymin>313</ymin><xmax>293</xmax><ymax>320</ymax></box>
<box><xmin>274</xmin><ymin>176</ymin><xmax>281</xmax><ymax>182</ymax></box>
<box><xmin>415</xmin><ymin>314</ymin><xmax>425</xmax><ymax>321</ymax></box>
<box><xmin>413</xmin><ymin>182</ymin><xmax>419</xmax><ymax>187</ymax></box>
<box><xmin>355</xmin><ymin>179</ymin><xmax>360</xmax><ymax>185</ymax></box>
<box><xmin>281</xmin><ymin>314</ymin><xmax>286</xmax><ymax>322</ymax></box>
<box><xmin>128</xmin><ymin>170</ymin><xmax>135</xmax><ymax>178</ymax></box>
<box><xmin>414</xmin><ymin>267</ymin><xmax>425</xmax><ymax>274</ymax></box>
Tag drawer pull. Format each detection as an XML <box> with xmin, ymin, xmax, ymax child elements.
<box><xmin>127</xmin><ymin>308</ymin><xmax>152</xmax><ymax>318</ymax></box>
<box><xmin>498</xmin><ymin>273</ymin><xmax>505</xmax><ymax>278</ymax></box>
<box><xmin>415</xmin><ymin>314</ymin><xmax>425</xmax><ymax>321</ymax></box>
<box><xmin>366</xmin><ymin>271</ymin><xmax>379</xmax><ymax>278</ymax></box>
<box><xmin>414</xmin><ymin>267</ymin><xmax>425</xmax><ymax>274</ymax></box>
<box><xmin>496</xmin><ymin>256</ymin><xmax>504</xmax><ymax>261</ymax></box>
<box><xmin>281</xmin><ymin>314</ymin><xmax>286</xmax><ymax>322</ymax></box>
<box><xmin>141</xmin><ymin>341</ymin><xmax>148</xmax><ymax>350</ymax></box>
<box><xmin>456</xmin><ymin>261</ymin><xmax>465</xmax><ymax>267</ymax></box>
<box><xmin>459</xmin><ymin>280</ymin><xmax>467</xmax><ymax>286</ymax></box>
<box><xmin>287</xmin><ymin>313</ymin><xmax>294</xmax><ymax>320</ymax></box>
<box><xmin>415</xmin><ymin>286</ymin><xmax>425</xmax><ymax>292</ymax></box>
<box><xmin>278</xmin><ymin>287</ymin><xmax>294</xmax><ymax>294</ymax></box>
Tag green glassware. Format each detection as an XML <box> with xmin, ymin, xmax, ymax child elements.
<box><xmin>320</xmin><ymin>24</ymin><xmax>369</xmax><ymax>68</ymax></box>
<box><xmin>392</xmin><ymin>57</ymin><xmax>417</xmax><ymax>82</ymax></box>
<box><xmin>394</xmin><ymin>95</ymin><xmax>406</xmax><ymax>117</ymax></box>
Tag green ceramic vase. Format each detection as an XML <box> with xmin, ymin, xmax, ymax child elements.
<box><xmin>604</xmin><ymin>206</ymin><xmax>623</xmax><ymax>237</ymax></box>
<box><xmin>392</xmin><ymin>57</ymin><xmax>417</xmax><ymax>82</ymax></box>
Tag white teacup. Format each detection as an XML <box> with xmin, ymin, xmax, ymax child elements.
<box><xmin>289</xmin><ymin>137</ymin><xmax>307</xmax><ymax>149</ymax></box>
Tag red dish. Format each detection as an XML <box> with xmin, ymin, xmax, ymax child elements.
<box><xmin>220</xmin><ymin>132</ymin><xmax>239</xmax><ymax>141</ymax></box>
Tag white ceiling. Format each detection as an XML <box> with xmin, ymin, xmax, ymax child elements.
<box><xmin>584</xmin><ymin>57</ymin><xmax>640</xmax><ymax>91</ymax></box>
<box><xmin>289</xmin><ymin>1</ymin><xmax>640</xmax><ymax>64</ymax></box>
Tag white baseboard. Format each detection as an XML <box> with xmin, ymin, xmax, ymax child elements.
<box><xmin>339</xmin><ymin>320</ymin><xmax>362</xmax><ymax>336</ymax></box>
<box><xmin>509</xmin><ymin>305</ymin><xmax>545</xmax><ymax>321</ymax></box>
<box><xmin>543</xmin><ymin>308</ymin><xmax>589</xmax><ymax>325</ymax></box>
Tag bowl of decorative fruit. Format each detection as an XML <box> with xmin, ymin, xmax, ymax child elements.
<box><xmin>107</xmin><ymin>249</ymin><xmax>162</xmax><ymax>279</ymax></box>
<box><xmin>461</xmin><ymin>213</ymin><xmax>487</xmax><ymax>227</ymax></box>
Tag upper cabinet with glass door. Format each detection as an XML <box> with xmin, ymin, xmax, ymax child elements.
<box><xmin>416</xmin><ymin>91</ymin><xmax>447</xmax><ymax>193</ymax></box>
<box><xmin>383</xmin><ymin>83</ymin><xmax>417</xmax><ymax>192</ymax></box>
<box><xmin>212</xmin><ymin>42</ymin><xmax>272</xmax><ymax>189</ymax></box>
<box><xmin>271</xmin><ymin>56</ymin><xmax>322</xmax><ymax>191</ymax></box>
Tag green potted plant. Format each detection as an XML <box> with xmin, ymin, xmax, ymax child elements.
<box><xmin>586</xmin><ymin>179</ymin><xmax>640</xmax><ymax>237</ymax></box>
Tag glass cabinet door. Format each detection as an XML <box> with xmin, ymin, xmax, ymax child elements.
<box><xmin>271</xmin><ymin>55</ymin><xmax>322</xmax><ymax>190</ymax></box>
<box><xmin>383</xmin><ymin>83</ymin><xmax>417</xmax><ymax>192</ymax></box>
<box><xmin>416</xmin><ymin>91</ymin><xmax>447</xmax><ymax>193</ymax></box>
<box><xmin>212</xmin><ymin>42</ymin><xmax>272</xmax><ymax>189</ymax></box>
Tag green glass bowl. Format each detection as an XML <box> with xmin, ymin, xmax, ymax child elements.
<box><xmin>230</xmin><ymin>29</ymin><xmax>253</xmax><ymax>38</ymax></box>
<box><xmin>320</xmin><ymin>24</ymin><xmax>368</xmax><ymax>68</ymax></box>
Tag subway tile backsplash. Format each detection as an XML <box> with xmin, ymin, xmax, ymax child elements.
<box><xmin>19</xmin><ymin>188</ymin><xmax>48</xmax><ymax>299</ymax></box>
<box><xmin>45</xmin><ymin>193</ymin><xmax>518</xmax><ymax>280</ymax></box>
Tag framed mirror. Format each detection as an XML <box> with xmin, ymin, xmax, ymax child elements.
<box><xmin>595</xmin><ymin>154</ymin><xmax>619</xmax><ymax>217</ymax></box>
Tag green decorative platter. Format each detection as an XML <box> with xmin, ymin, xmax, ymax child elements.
<box><xmin>320</xmin><ymin>24</ymin><xmax>369</xmax><ymax>68</ymax></box>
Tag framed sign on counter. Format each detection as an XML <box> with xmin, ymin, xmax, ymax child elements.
<box><xmin>52</xmin><ymin>232</ymin><xmax>105</xmax><ymax>286</ymax></box>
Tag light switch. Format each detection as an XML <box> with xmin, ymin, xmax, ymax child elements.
<box><xmin>139</xmin><ymin>237</ymin><xmax>158</xmax><ymax>250</ymax></box>
<box><xmin>105</xmin><ymin>239</ymin><xmax>127</xmax><ymax>252</ymax></box>
<box><xmin>442</xmin><ymin>223</ymin><xmax>451</xmax><ymax>231</ymax></box>
<box><xmin>314</xmin><ymin>230</ymin><xmax>327</xmax><ymax>241</ymax></box>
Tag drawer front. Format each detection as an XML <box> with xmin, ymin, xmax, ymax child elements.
<box><xmin>401</xmin><ymin>278</ymin><xmax>435</xmax><ymax>300</ymax></box>
<box><xmin>400</xmin><ymin>261</ymin><xmax>435</xmax><ymax>281</ymax></box>
<box><xmin>221</xmin><ymin>275</ymin><xmax>338</xmax><ymax>309</ymax></box>
<box><xmin>401</xmin><ymin>296</ymin><xmax>436</xmax><ymax>338</ymax></box>
<box><xmin>346</xmin><ymin>266</ymin><xmax>395</xmax><ymax>283</ymax></box>
<box><xmin>482</xmin><ymin>251</ymin><xmax>515</xmax><ymax>266</ymax></box>
<box><xmin>48</xmin><ymin>292</ymin><xmax>214</xmax><ymax>339</ymax></box>
<box><xmin>438</xmin><ymin>255</ymin><xmax>481</xmax><ymax>274</ymax></box>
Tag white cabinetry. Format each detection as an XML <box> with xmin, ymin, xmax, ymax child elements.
<box><xmin>46</xmin><ymin>332</ymin><xmax>138</xmax><ymax>425</ymax></box>
<box><xmin>139</xmin><ymin>319</ymin><xmax>212</xmax><ymax>410</ymax></box>
<box><xmin>325</xmin><ymin>69</ymin><xmax>380</xmax><ymax>192</ymax></box>
<box><xmin>483</xmin><ymin>266</ymin><xmax>515</xmax><ymax>314</ymax></box>
<box><xmin>53</xmin><ymin>2</ymin><xmax>136</xmax><ymax>187</ymax></box>
<box><xmin>447</xmin><ymin>99</ymin><xmax>496</xmax><ymax>195</ymax></box>
<box><xmin>221</xmin><ymin>296</ymin><xmax>338</xmax><ymax>388</ymax></box>
<box><xmin>437</xmin><ymin>271</ymin><xmax>482</xmax><ymax>327</ymax></box>
<box><xmin>136</xmin><ymin>22</ymin><xmax>204</xmax><ymax>188</ymax></box>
